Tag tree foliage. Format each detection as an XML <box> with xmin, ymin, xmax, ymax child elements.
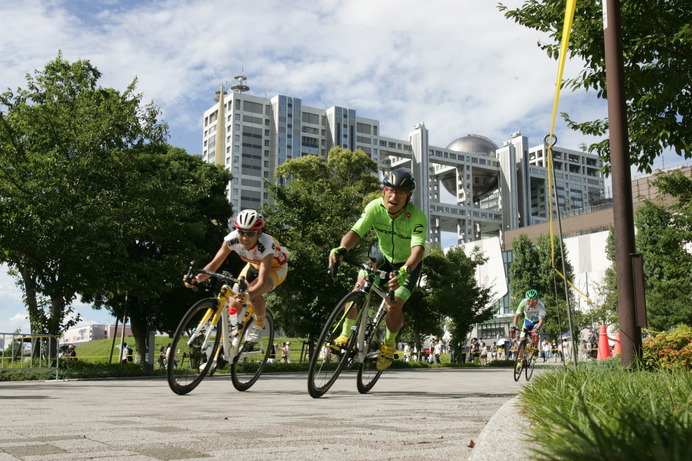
<box><xmin>418</xmin><ymin>247</ymin><xmax>495</xmax><ymax>359</ymax></box>
<box><xmin>597</xmin><ymin>170</ymin><xmax>691</xmax><ymax>331</ymax></box>
<box><xmin>499</xmin><ymin>0</ymin><xmax>691</xmax><ymax>173</ymax></box>
<box><xmin>0</xmin><ymin>54</ymin><xmax>232</xmax><ymax>363</ymax></box>
<box><xmin>261</xmin><ymin>148</ymin><xmax>380</xmax><ymax>340</ymax></box>
<box><xmin>0</xmin><ymin>53</ymin><xmax>165</xmax><ymax>336</ymax></box>
<box><xmin>634</xmin><ymin>170</ymin><xmax>692</xmax><ymax>330</ymax></box>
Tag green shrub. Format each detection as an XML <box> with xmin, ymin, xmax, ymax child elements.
<box><xmin>642</xmin><ymin>324</ymin><xmax>692</xmax><ymax>371</ymax></box>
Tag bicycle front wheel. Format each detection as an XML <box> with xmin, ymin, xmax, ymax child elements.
<box><xmin>231</xmin><ymin>310</ymin><xmax>275</xmax><ymax>391</ymax></box>
<box><xmin>525</xmin><ymin>343</ymin><xmax>538</xmax><ymax>381</ymax></box>
<box><xmin>307</xmin><ymin>292</ymin><xmax>364</xmax><ymax>398</ymax></box>
<box><xmin>356</xmin><ymin>305</ymin><xmax>387</xmax><ymax>394</ymax></box>
<box><xmin>167</xmin><ymin>299</ymin><xmax>221</xmax><ymax>395</ymax></box>
<box><xmin>512</xmin><ymin>340</ymin><xmax>525</xmax><ymax>382</ymax></box>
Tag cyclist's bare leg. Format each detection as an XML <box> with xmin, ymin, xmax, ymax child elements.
<box><xmin>384</xmin><ymin>296</ymin><xmax>405</xmax><ymax>335</ymax></box>
<box><xmin>247</xmin><ymin>277</ymin><xmax>273</xmax><ymax>319</ymax></box>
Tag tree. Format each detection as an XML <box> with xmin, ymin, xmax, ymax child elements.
<box><xmin>509</xmin><ymin>234</ymin><xmax>542</xmax><ymax>308</ymax></box>
<box><xmin>535</xmin><ymin>233</ymin><xmax>582</xmax><ymax>341</ymax></box>
<box><xmin>88</xmin><ymin>146</ymin><xmax>233</xmax><ymax>363</ymax></box>
<box><xmin>0</xmin><ymin>53</ymin><xmax>167</xmax><ymax>340</ymax></box>
<box><xmin>499</xmin><ymin>0</ymin><xmax>691</xmax><ymax>173</ymax></box>
<box><xmin>596</xmin><ymin>170</ymin><xmax>691</xmax><ymax>331</ymax></box>
<box><xmin>0</xmin><ymin>54</ymin><xmax>233</xmax><ymax>365</ymax></box>
<box><xmin>634</xmin><ymin>170</ymin><xmax>692</xmax><ymax>330</ymax></box>
<box><xmin>421</xmin><ymin>247</ymin><xmax>495</xmax><ymax>361</ymax></box>
<box><xmin>261</xmin><ymin>147</ymin><xmax>380</xmax><ymax>344</ymax></box>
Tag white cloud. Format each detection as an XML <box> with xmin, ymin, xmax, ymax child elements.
<box><xmin>1</xmin><ymin>0</ymin><xmax>627</xmax><ymax>157</ymax></box>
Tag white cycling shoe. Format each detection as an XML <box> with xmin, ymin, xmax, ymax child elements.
<box><xmin>245</xmin><ymin>324</ymin><xmax>265</xmax><ymax>344</ymax></box>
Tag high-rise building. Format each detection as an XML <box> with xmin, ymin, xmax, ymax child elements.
<box><xmin>201</xmin><ymin>78</ymin><xmax>605</xmax><ymax>246</ymax></box>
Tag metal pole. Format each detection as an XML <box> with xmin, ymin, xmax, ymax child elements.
<box><xmin>603</xmin><ymin>0</ymin><xmax>641</xmax><ymax>368</ymax></box>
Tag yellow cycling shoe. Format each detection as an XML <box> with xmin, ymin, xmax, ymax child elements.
<box><xmin>333</xmin><ymin>334</ymin><xmax>350</xmax><ymax>347</ymax></box>
<box><xmin>376</xmin><ymin>344</ymin><xmax>396</xmax><ymax>370</ymax></box>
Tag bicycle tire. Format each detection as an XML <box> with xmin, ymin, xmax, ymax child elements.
<box><xmin>525</xmin><ymin>341</ymin><xmax>538</xmax><ymax>381</ymax></box>
<box><xmin>167</xmin><ymin>299</ymin><xmax>221</xmax><ymax>395</ymax></box>
<box><xmin>356</xmin><ymin>305</ymin><xmax>387</xmax><ymax>394</ymax></box>
<box><xmin>231</xmin><ymin>309</ymin><xmax>275</xmax><ymax>391</ymax></box>
<box><xmin>513</xmin><ymin>340</ymin><xmax>525</xmax><ymax>382</ymax></box>
<box><xmin>307</xmin><ymin>292</ymin><xmax>364</xmax><ymax>398</ymax></box>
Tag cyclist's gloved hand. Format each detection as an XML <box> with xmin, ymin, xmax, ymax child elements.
<box><xmin>396</xmin><ymin>265</ymin><xmax>411</xmax><ymax>287</ymax></box>
<box><xmin>330</xmin><ymin>246</ymin><xmax>346</xmax><ymax>258</ymax></box>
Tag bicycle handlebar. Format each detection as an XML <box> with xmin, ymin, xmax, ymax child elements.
<box><xmin>328</xmin><ymin>256</ymin><xmax>396</xmax><ymax>303</ymax></box>
<box><xmin>185</xmin><ymin>261</ymin><xmax>248</xmax><ymax>293</ymax></box>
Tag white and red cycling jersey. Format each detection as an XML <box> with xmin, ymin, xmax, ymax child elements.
<box><xmin>223</xmin><ymin>230</ymin><xmax>290</xmax><ymax>269</ymax></box>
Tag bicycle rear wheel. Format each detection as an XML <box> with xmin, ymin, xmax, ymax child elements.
<box><xmin>167</xmin><ymin>299</ymin><xmax>221</xmax><ymax>395</ymax></box>
<box><xmin>513</xmin><ymin>340</ymin><xmax>525</xmax><ymax>382</ymax></box>
<box><xmin>307</xmin><ymin>292</ymin><xmax>364</xmax><ymax>398</ymax></box>
<box><xmin>356</xmin><ymin>305</ymin><xmax>387</xmax><ymax>394</ymax></box>
<box><xmin>231</xmin><ymin>310</ymin><xmax>275</xmax><ymax>391</ymax></box>
<box><xmin>525</xmin><ymin>342</ymin><xmax>538</xmax><ymax>381</ymax></box>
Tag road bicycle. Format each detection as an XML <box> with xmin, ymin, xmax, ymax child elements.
<box><xmin>307</xmin><ymin>256</ymin><xmax>395</xmax><ymax>398</ymax></box>
<box><xmin>511</xmin><ymin>327</ymin><xmax>539</xmax><ymax>382</ymax></box>
<box><xmin>167</xmin><ymin>261</ymin><xmax>275</xmax><ymax>395</ymax></box>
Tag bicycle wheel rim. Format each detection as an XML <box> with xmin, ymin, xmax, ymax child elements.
<box><xmin>167</xmin><ymin>299</ymin><xmax>221</xmax><ymax>395</ymax></box>
<box><xmin>356</xmin><ymin>306</ymin><xmax>387</xmax><ymax>394</ymax></box>
<box><xmin>307</xmin><ymin>292</ymin><xmax>364</xmax><ymax>398</ymax></box>
<box><xmin>231</xmin><ymin>310</ymin><xmax>275</xmax><ymax>391</ymax></box>
<box><xmin>512</xmin><ymin>341</ymin><xmax>525</xmax><ymax>382</ymax></box>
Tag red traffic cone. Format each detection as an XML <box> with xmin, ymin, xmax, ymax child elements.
<box><xmin>613</xmin><ymin>332</ymin><xmax>621</xmax><ymax>356</ymax></box>
<box><xmin>597</xmin><ymin>324</ymin><xmax>611</xmax><ymax>360</ymax></box>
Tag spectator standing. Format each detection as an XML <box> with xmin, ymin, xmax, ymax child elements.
<box><xmin>542</xmin><ymin>339</ymin><xmax>551</xmax><ymax>362</ymax></box>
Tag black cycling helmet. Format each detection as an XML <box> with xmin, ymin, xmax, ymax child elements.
<box><xmin>383</xmin><ymin>169</ymin><xmax>416</xmax><ymax>193</ymax></box>
<box><xmin>525</xmin><ymin>289</ymin><xmax>539</xmax><ymax>300</ymax></box>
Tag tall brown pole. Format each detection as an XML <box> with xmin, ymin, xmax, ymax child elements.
<box><xmin>603</xmin><ymin>0</ymin><xmax>641</xmax><ymax>368</ymax></box>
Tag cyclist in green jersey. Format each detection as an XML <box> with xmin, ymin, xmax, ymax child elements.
<box><xmin>328</xmin><ymin>169</ymin><xmax>427</xmax><ymax>370</ymax></box>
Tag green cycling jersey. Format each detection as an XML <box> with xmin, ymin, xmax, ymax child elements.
<box><xmin>351</xmin><ymin>197</ymin><xmax>427</xmax><ymax>264</ymax></box>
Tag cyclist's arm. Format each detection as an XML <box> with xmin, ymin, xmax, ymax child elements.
<box><xmin>535</xmin><ymin>318</ymin><xmax>545</xmax><ymax>331</ymax></box>
<box><xmin>403</xmin><ymin>244</ymin><xmax>425</xmax><ymax>272</ymax></box>
<box><xmin>512</xmin><ymin>313</ymin><xmax>521</xmax><ymax>328</ymax></box>
<box><xmin>328</xmin><ymin>230</ymin><xmax>361</xmax><ymax>266</ymax></box>
<box><xmin>185</xmin><ymin>241</ymin><xmax>231</xmax><ymax>286</ymax></box>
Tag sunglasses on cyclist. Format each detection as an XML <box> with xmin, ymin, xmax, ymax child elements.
<box><xmin>384</xmin><ymin>186</ymin><xmax>409</xmax><ymax>197</ymax></box>
<box><xmin>237</xmin><ymin>229</ymin><xmax>258</xmax><ymax>237</ymax></box>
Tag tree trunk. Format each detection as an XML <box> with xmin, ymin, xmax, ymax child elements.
<box><xmin>130</xmin><ymin>313</ymin><xmax>148</xmax><ymax>365</ymax></box>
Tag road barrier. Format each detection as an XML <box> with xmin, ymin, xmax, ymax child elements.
<box><xmin>0</xmin><ymin>332</ymin><xmax>60</xmax><ymax>379</ymax></box>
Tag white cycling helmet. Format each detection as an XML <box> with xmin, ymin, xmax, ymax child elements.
<box><xmin>234</xmin><ymin>209</ymin><xmax>265</xmax><ymax>230</ymax></box>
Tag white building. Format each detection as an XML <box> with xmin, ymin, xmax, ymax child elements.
<box><xmin>201</xmin><ymin>77</ymin><xmax>605</xmax><ymax>247</ymax></box>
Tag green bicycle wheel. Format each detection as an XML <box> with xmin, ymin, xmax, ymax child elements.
<box><xmin>307</xmin><ymin>291</ymin><xmax>364</xmax><ymax>398</ymax></box>
<box><xmin>167</xmin><ymin>299</ymin><xmax>221</xmax><ymax>395</ymax></box>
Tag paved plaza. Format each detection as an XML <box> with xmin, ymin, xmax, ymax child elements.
<box><xmin>0</xmin><ymin>368</ymin><xmax>537</xmax><ymax>460</ymax></box>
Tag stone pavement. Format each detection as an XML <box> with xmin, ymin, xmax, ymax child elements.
<box><xmin>0</xmin><ymin>367</ymin><xmax>541</xmax><ymax>460</ymax></box>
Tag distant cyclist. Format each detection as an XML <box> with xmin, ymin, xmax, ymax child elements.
<box><xmin>511</xmin><ymin>289</ymin><xmax>546</xmax><ymax>359</ymax></box>
<box><xmin>328</xmin><ymin>169</ymin><xmax>428</xmax><ymax>370</ymax></box>
<box><xmin>184</xmin><ymin>209</ymin><xmax>289</xmax><ymax>344</ymax></box>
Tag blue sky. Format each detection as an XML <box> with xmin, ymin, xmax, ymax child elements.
<box><xmin>1</xmin><ymin>0</ymin><xmax>689</xmax><ymax>333</ymax></box>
